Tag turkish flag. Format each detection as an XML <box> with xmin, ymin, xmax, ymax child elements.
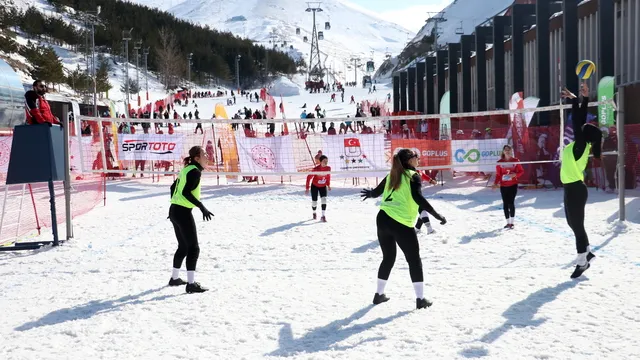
<box><xmin>344</xmin><ymin>138</ymin><xmax>361</xmax><ymax>147</ymax></box>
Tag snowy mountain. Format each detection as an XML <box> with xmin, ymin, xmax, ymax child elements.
<box><xmin>374</xmin><ymin>0</ymin><xmax>515</xmax><ymax>81</ymax></box>
<box><xmin>125</xmin><ymin>0</ymin><xmax>413</xmax><ymax>84</ymax></box>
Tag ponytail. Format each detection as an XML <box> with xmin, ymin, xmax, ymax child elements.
<box><xmin>389</xmin><ymin>149</ymin><xmax>415</xmax><ymax>190</ymax></box>
<box><xmin>184</xmin><ymin>145</ymin><xmax>203</xmax><ymax>166</ymax></box>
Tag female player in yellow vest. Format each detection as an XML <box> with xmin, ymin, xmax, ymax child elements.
<box><xmin>561</xmin><ymin>83</ymin><xmax>602</xmax><ymax>278</ymax></box>
<box><xmin>361</xmin><ymin>149</ymin><xmax>447</xmax><ymax>309</ymax></box>
<box><xmin>168</xmin><ymin>146</ymin><xmax>214</xmax><ymax>293</ymax></box>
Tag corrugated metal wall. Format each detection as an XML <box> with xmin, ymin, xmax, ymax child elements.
<box><xmin>505</xmin><ymin>49</ymin><xmax>513</xmax><ymax>106</ymax></box>
<box><xmin>615</xmin><ymin>0</ymin><xmax>640</xmax><ymax>86</ymax></box>
<box><xmin>471</xmin><ymin>63</ymin><xmax>478</xmax><ymax>111</ymax></box>
<box><xmin>524</xmin><ymin>39</ymin><xmax>537</xmax><ymax>98</ymax></box>
<box><xmin>487</xmin><ymin>56</ymin><xmax>495</xmax><ymax>110</ymax></box>
<box><xmin>578</xmin><ymin>10</ymin><xmax>599</xmax><ymax>96</ymax></box>
<box><xmin>549</xmin><ymin>28</ymin><xmax>563</xmax><ymax>104</ymax></box>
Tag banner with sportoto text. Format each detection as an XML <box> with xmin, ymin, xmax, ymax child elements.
<box><xmin>117</xmin><ymin>134</ymin><xmax>185</xmax><ymax>161</ymax></box>
<box><xmin>234</xmin><ymin>134</ymin><xmax>297</xmax><ymax>173</ymax></box>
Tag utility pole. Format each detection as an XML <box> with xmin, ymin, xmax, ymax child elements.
<box><xmin>134</xmin><ymin>40</ymin><xmax>142</xmax><ymax>107</ymax></box>
<box><xmin>122</xmin><ymin>28</ymin><xmax>133</xmax><ymax>115</ymax></box>
<box><xmin>266</xmin><ymin>29</ymin><xmax>279</xmax><ymax>83</ymax></box>
<box><xmin>143</xmin><ymin>47</ymin><xmax>149</xmax><ymax>101</ymax></box>
<box><xmin>426</xmin><ymin>11</ymin><xmax>447</xmax><ymax>50</ymax></box>
<box><xmin>236</xmin><ymin>54</ymin><xmax>241</xmax><ymax>91</ymax></box>
<box><xmin>80</xmin><ymin>6</ymin><xmax>101</xmax><ymax>117</ymax></box>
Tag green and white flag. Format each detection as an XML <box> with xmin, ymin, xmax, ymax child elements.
<box><xmin>597</xmin><ymin>76</ymin><xmax>615</xmax><ymax>127</ymax></box>
<box><xmin>439</xmin><ymin>91</ymin><xmax>451</xmax><ymax>138</ymax></box>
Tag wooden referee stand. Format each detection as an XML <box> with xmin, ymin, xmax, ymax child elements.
<box><xmin>0</xmin><ymin>105</ymin><xmax>73</xmax><ymax>251</ymax></box>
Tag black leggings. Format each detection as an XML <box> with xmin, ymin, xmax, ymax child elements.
<box><xmin>376</xmin><ymin>210</ymin><xmax>423</xmax><ymax>283</ymax></box>
<box><xmin>500</xmin><ymin>185</ymin><xmax>518</xmax><ymax>219</ymax></box>
<box><xmin>310</xmin><ymin>185</ymin><xmax>327</xmax><ymax>211</ymax></box>
<box><xmin>169</xmin><ymin>204</ymin><xmax>200</xmax><ymax>271</ymax></box>
<box><xmin>564</xmin><ymin>181</ymin><xmax>589</xmax><ymax>253</ymax></box>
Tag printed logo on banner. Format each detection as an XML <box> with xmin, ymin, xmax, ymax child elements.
<box><xmin>454</xmin><ymin>148</ymin><xmax>500</xmax><ymax>163</ymax></box>
<box><xmin>250</xmin><ymin>145</ymin><xmax>276</xmax><ymax>170</ymax></box>
<box><xmin>390</xmin><ymin>139</ymin><xmax>451</xmax><ymax>167</ymax></box>
<box><xmin>122</xmin><ymin>140</ymin><xmax>177</xmax><ymax>154</ymax></box>
<box><xmin>344</xmin><ymin>138</ymin><xmax>362</xmax><ymax>157</ymax></box>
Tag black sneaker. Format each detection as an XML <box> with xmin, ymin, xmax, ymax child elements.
<box><xmin>372</xmin><ymin>293</ymin><xmax>390</xmax><ymax>305</ymax></box>
<box><xmin>587</xmin><ymin>252</ymin><xmax>596</xmax><ymax>263</ymax></box>
<box><xmin>416</xmin><ymin>298</ymin><xmax>433</xmax><ymax>309</ymax></box>
<box><xmin>186</xmin><ymin>282</ymin><xmax>208</xmax><ymax>293</ymax></box>
<box><xmin>168</xmin><ymin>277</ymin><xmax>187</xmax><ymax>286</ymax></box>
<box><xmin>503</xmin><ymin>224</ymin><xmax>510</xmax><ymax>229</ymax></box>
<box><xmin>570</xmin><ymin>263</ymin><xmax>590</xmax><ymax>279</ymax></box>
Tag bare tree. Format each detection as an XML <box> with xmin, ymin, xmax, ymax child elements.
<box><xmin>156</xmin><ymin>27</ymin><xmax>183</xmax><ymax>89</ymax></box>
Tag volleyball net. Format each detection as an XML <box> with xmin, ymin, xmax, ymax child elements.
<box><xmin>74</xmin><ymin>97</ymin><xmax>634</xmax><ymax>190</ymax></box>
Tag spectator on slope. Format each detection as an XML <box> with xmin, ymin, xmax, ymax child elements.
<box><xmin>168</xmin><ymin>146</ymin><xmax>213</xmax><ymax>293</ymax></box>
<box><xmin>305</xmin><ymin>155</ymin><xmax>331</xmax><ymax>222</ymax></box>
<box><xmin>25</xmin><ymin>80</ymin><xmax>61</xmax><ymax>126</ymax></box>
<box><xmin>360</xmin><ymin>149</ymin><xmax>446</xmax><ymax>309</ymax></box>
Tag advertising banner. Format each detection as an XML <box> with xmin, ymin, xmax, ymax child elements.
<box><xmin>391</xmin><ymin>139</ymin><xmax>451</xmax><ymax>167</ymax></box>
<box><xmin>117</xmin><ymin>134</ymin><xmax>185</xmax><ymax>161</ymax></box>
<box><xmin>321</xmin><ymin>134</ymin><xmax>387</xmax><ymax>175</ymax></box>
<box><xmin>235</xmin><ymin>134</ymin><xmax>297</xmax><ymax>173</ymax></box>
<box><xmin>597</xmin><ymin>76</ymin><xmax>615</xmax><ymax>127</ymax></box>
<box><xmin>451</xmin><ymin>139</ymin><xmax>507</xmax><ymax>172</ymax></box>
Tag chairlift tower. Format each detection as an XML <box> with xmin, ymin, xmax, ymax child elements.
<box><xmin>426</xmin><ymin>11</ymin><xmax>447</xmax><ymax>50</ymax></box>
<box><xmin>305</xmin><ymin>2</ymin><xmax>324</xmax><ymax>82</ymax></box>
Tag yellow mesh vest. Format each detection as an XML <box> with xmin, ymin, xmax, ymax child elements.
<box><xmin>170</xmin><ymin>165</ymin><xmax>201</xmax><ymax>208</ymax></box>
<box><xmin>561</xmin><ymin>142</ymin><xmax>591</xmax><ymax>184</ymax></box>
<box><xmin>379</xmin><ymin>170</ymin><xmax>419</xmax><ymax>227</ymax></box>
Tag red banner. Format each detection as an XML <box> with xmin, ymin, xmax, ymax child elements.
<box><xmin>391</xmin><ymin>139</ymin><xmax>451</xmax><ymax>167</ymax></box>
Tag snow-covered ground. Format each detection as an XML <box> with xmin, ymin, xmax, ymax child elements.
<box><xmin>1</xmin><ymin>175</ymin><xmax>639</xmax><ymax>360</ymax></box>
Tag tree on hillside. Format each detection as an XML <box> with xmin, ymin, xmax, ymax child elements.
<box><xmin>120</xmin><ymin>78</ymin><xmax>140</xmax><ymax>96</ymax></box>
<box><xmin>22</xmin><ymin>44</ymin><xmax>65</xmax><ymax>87</ymax></box>
<box><xmin>155</xmin><ymin>27</ymin><xmax>183</xmax><ymax>89</ymax></box>
<box><xmin>95</xmin><ymin>54</ymin><xmax>112</xmax><ymax>97</ymax></box>
<box><xmin>65</xmin><ymin>65</ymin><xmax>91</xmax><ymax>94</ymax></box>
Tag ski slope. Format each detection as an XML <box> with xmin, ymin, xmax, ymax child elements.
<box><xmin>1</xmin><ymin>175</ymin><xmax>639</xmax><ymax>359</ymax></box>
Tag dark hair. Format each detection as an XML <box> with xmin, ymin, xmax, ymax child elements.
<box><xmin>183</xmin><ymin>146</ymin><xmax>203</xmax><ymax>166</ymax></box>
<box><xmin>500</xmin><ymin>144</ymin><xmax>513</xmax><ymax>160</ymax></box>
<box><xmin>583</xmin><ymin>123</ymin><xmax>602</xmax><ymax>159</ymax></box>
<box><xmin>33</xmin><ymin>80</ymin><xmax>42</xmax><ymax>87</ymax></box>
<box><xmin>318</xmin><ymin>155</ymin><xmax>328</xmax><ymax>162</ymax></box>
<box><xmin>388</xmin><ymin>149</ymin><xmax>416</xmax><ymax>190</ymax></box>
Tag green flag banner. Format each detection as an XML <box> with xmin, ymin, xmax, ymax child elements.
<box><xmin>597</xmin><ymin>76</ymin><xmax>615</xmax><ymax>127</ymax></box>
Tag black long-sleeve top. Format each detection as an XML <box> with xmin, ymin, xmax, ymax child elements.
<box><xmin>369</xmin><ymin>170</ymin><xmax>443</xmax><ymax>221</ymax></box>
<box><xmin>170</xmin><ymin>162</ymin><xmax>204</xmax><ymax>209</ymax></box>
<box><xmin>571</xmin><ymin>96</ymin><xmax>590</xmax><ymax>161</ymax></box>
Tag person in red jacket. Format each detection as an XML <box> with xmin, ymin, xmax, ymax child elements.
<box><xmin>25</xmin><ymin>80</ymin><xmax>61</xmax><ymax>126</ymax></box>
<box><xmin>305</xmin><ymin>155</ymin><xmax>331</xmax><ymax>222</ymax></box>
<box><xmin>493</xmin><ymin>145</ymin><xmax>524</xmax><ymax>229</ymax></box>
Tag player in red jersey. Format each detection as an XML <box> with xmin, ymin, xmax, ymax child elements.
<box><xmin>305</xmin><ymin>155</ymin><xmax>331</xmax><ymax>222</ymax></box>
<box><xmin>492</xmin><ymin>145</ymin><xmax>524</xmax><ymax>229</ymax></box>
<box><xmin>415</xmin><ymin>170</ymin><xmax>438</xmax><ymax>234</ymax></box>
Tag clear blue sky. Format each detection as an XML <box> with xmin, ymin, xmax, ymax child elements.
<box><xmin>347</xmin><ymin>0</ymin><xmax>435</xmax><ymax>12</ymax></box>
<box><xmin>345</xmin><ymin>0</ymin><xmax>453</xmax><ymax>32</ymax></box>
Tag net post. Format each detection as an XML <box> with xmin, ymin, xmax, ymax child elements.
<box><xmin>616</xmin><ymin>90</ymin><xmax>625</xmax><ymax>221</ymax></box>
<box><xmin>62</xmin><ymin>104</ymin><xmax>73</xmax><ymax>240</ymax></box>
<box><xmin>97</xmin><ymin>117</ymin><xmax>108</xmax><ymax>180</ymax></box>
<box><xmin>0</xmin><ymin>186</ymin><xmax>8</xmax><ymax>241</ymax></box>
<box><xmin>559</xmin><ymin>98</ymin><xmax>565</xmax><ymax>161</ymax></box>
<box><xmin>15</xmin><ymin>184</ymin><xmax>26</xmax><ymax>239</ymax></box>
